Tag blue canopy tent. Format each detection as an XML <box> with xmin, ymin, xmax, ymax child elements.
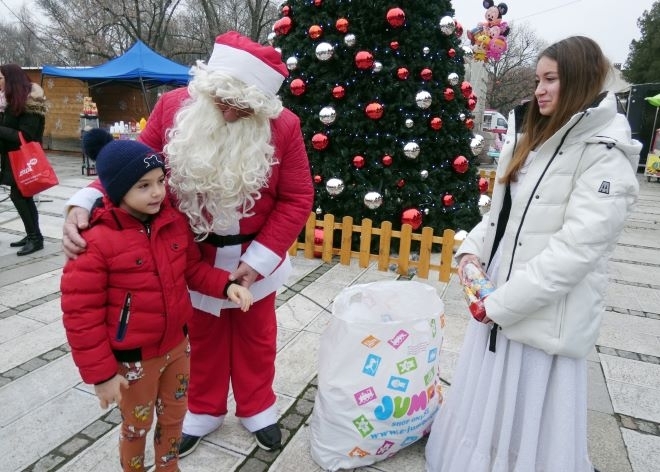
<box><xmin>42</xmin><ymin>40</ymin><xmax>191</xmax><ymax>113</ymax></box>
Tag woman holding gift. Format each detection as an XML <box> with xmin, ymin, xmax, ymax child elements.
<box><xmin>0</xmin><ymin>63</ymin><xmax>47</xmax><ymax>255</ymax></box>
<box><xmin>425</xmin><ymin>36</ymin><xmax>640</xmax><ymax>472</ymax></box>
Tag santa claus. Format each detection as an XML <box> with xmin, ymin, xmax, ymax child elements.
<box><xmin>62</xmin><ymin>31</ymin><xmax>314</xmax><ymax>455</ymax></box>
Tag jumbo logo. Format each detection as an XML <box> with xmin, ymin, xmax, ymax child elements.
<box><xmin>373</xmin><ymin>385</ymin><xmax>434</xmax><ymax>420</ymax></box>
<box><xmin>18</xmin><ymin>158</ymin><xmax>38</xmax><ymax>177</ymax></box>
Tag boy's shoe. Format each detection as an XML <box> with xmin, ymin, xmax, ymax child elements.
<box><xmin>254</xmin><ymin>424</ymin><xmax>282</xmax><ymax>451</ymax></box>
<box><xmin>178</xmin><ymin>433</ymin><xmax>202</xmax><ymax>458</ymax></box>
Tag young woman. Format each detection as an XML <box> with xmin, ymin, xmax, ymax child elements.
<box><xmin>425</xmin><ymin>36</ymin><xmax>640</xmax><ymax>472</ymax></box>
<box><xmin>0</xmin><ymin>64</ymin><xmax>47</xmax><ymax>255</ymax></box>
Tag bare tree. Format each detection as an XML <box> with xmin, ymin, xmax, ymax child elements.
<box><xmin>483</xmin><ymin>22</ymin><xmax>546</xmax><ymax>114</ymax></box>
<box><xmin>0</xmin><ymin>5</ymin><xmax>59</xmax><ymax>66</ymax></box>
<box><xmin>2</xmin><ymin>0</ymin><xmax>281</xmax><ymax>67</ymax></box>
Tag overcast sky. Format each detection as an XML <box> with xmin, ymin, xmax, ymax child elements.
<box><xmin>453</xmin><ymin>0</ymin><xmax>654</xmax><ymax>66</ymax></box>
<box><xmin>0</xmin><ymin>0</ymin><xmax>655</xmax><ymax>65</ymax></box>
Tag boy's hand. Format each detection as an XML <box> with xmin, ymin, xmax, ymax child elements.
<box><xmin>93</xmin><ymin>374</ymin><xmax>129</xmax><ymax>409</ymax></box>
<box><xmin>227</xmin><ymin>284</ymin><xmax>254</xmax><ymax>312</ymax></box>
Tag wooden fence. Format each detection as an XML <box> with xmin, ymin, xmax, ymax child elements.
<box><xmin>288</xmin><ymin>169</ymin><xmax>496</xmax><ymax>282</ymax></box>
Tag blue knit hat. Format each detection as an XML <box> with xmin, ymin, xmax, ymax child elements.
<box><xmin>82</xmin><ymin>128</ymin><xmax>165</xmax><ymax>205</ymax></box>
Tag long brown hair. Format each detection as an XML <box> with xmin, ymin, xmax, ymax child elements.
<box><xmin>0</xmin><ymin>63</ymin><xmax>32</xmax><ymax>116</ymax></box>
<box><xmin>501</xmin><ymin>36</ymin><xmax>610</xmax><ymax>184</ymax></box>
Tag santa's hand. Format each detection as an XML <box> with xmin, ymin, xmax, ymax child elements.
<box><xmin>63</xmin><ymin>207</ymin><xmax>90</xmax><ymax>259</ymax></box>
<box><xmin>230</xmin><ymin>262</ymin><xmax>258</xmax><ymax>288</ymax></box>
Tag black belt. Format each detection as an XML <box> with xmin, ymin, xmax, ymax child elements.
<box><xmin>203</xmin><ymin>232</ymin><xmax>257</xmax><ymax>247</ymax></box>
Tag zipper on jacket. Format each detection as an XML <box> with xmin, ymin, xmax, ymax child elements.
<box><xmin>115</xmin><ymin>292</ymin><xmax>132</xmax><ymax>341</ymax></box>
<box><xmin>144</xmin><ymin>222</ymin><xmax>152</xmax><ymax>239</ymax></box>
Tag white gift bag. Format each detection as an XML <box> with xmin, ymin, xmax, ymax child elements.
<box><xmin>310</xmin><ymin>280</ymin><xmax>445</xmax><ymax>471</ymax></box>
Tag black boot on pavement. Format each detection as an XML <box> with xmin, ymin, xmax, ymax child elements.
<box><xmin>254</xmin><ymin>424</ymin><xmax>282</xmax><ymax>451</ymax></box>
<box><xmin>178</xmin><ymin>433</ymin><xmax>202</xmax><ymax>458</ymax></box>
<box><xmin>17</xmin><ymin>234</ymin><xmax>43</xmax><ymax>256</ymax></box>
<box><xmin>9</xmin><ymin>235</ymin><xmax>28</xmax><ymax>247</ymax></box>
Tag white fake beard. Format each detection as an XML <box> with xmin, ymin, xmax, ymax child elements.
<box><xmin>165</xmin><ymin>95</ymin><xmax>275</xmax><ymax>236</ymax></box>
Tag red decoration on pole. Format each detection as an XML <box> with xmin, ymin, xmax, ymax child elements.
<box><xmin>314</xmin><ymin>228</ymin><xmax>323</xmax><ymax>257</ymax></box>
<box><xmin>386</xmin><ymin>7</ymin><xmax>406</xmax><ymax>28</ymax></box>
<box><xmin>290</xmin><ymin>78</ymin><xmax>306</xmax><ymax>96</ymax></box>
<box><xmin>401</xmin><ymin>208</ymin><xmax>422</xmax><ymax>229</ymax></box>
<box><xmin>312</xmin><ymin>133</ymin><xmax>329</xmax><ymax>150</ymax></box>
<box><xmin>452</xmin><ymin>155</ymin><xmax>469</xmax><ymax>173</ymax></box>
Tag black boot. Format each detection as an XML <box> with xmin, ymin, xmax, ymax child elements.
<box><xmin>9</xmin><ymin>236</ymin><xmax>29</xmax><ymax>247</ymax></box>
<box><xmin>17</xmin><ymin>234</ymin><xmax>44</xmax><ymax>256</ymax></box>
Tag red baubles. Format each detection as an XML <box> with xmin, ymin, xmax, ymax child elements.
<box><xmin>430</xmin><ymin>117</ymin><xmax>443</xmax><ymax>130</ymax></box>
<box><xmin>355</xmin><ymin>50</ymin><xmax>374</xmax><ymax>69</ymax></box>
<box><xmin>478</xmin><ymin>177</ymin><xmax>489</xmax><ymax>194</ymax></box>
<box><xmin>443</xmin><ymin>194</ymin><xmax>455</xmax><ymax>206</ymax></box>
<box><xmin>382</xmin><ymin>155</ymin><xmax>393</xmax><ymax>166</ymax></box>
<box><xmin>332</xmin><ymin>85</ymin><xmax>345</xmax><ymax>99</ymax></box>
<box><xmin>444</xmin><ymin>88</ymin><xmax>455</xmax><ymax>101</ymax></box>
<box><xmin>353</xmin><ymin>155</ymin><xmax>365</xmax><ymax>168</ymax></box>
<box><xmin>335</xmin><ymin>18</ymin><xmax>349</xmax><ymax>33</ymax></box>
<box><xmin>401</xmin><ymin>208</ymin><xmax>422</xmax><ymax>229</ymax></box>
<box><xmin>290</xmin><ymin>78</ymin><xmax>305</xmax><ymax>96</ymax></box>
<box><xmin>365</xmin><ymin>102</ymin><xmax>384</xmax><ymax>120</ymax></box>
<box><xmin>397</xmin><ymin>67</ymin><xmax>409</xmax><ymax>80</ymax></box>
<box><xmin>312</xmin><ymin>133</ymin><xmax>329</xmax><ymax>150</ymax></box>
<box><xmin>273</xmin><ymin>16</ymin><xmax>292</xmax><ymax>35</ymax></box>
<box><xmin>453</xmin><ymin>155</ymin><xmax>469</xmax><ymax>173</ymax></box>
<box><xmin>308</xmin><ymin>25</ymin><xmax>323</xmax><ymax>39</ymax></box>
<box><xmin>386</xmin><ymin>7</ymin><xmax>406</xmax><ymax>28</ymax></box>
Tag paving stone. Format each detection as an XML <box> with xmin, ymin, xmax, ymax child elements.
<box><xmin>620</xmin><ymin>415</ymin><xmax>639</xmax><ymax>430</ymax></box>
<box><xmin>59</xmin><ymin>437</ymin><xmax>91</xmax><ymax>455</ymax></box>
<box><xmin>22</xmin><ymin>357</ymin><xmax>48</xmax><ymax>372</ymax></box>
<box><xmin>81</xmin><ymin>421</ymin><xmax>114</xmax><ymax>439</ymax></box>
<box><xmin>281</xmin><ymin>413</ymin><xmax>304</xmax><ymax>430</ymax></box>
<box><xmin>30</xmin><ymin>454</ymin><xmax>66</xmax><ymax>472</ymax></box>
<box><xmin>636</xmin><ymin>420</ymin><xmax>658</xmax><ymax>435</ymax></box>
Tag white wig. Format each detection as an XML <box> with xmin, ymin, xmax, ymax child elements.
<box><xmin>165</xmin><ymin>61</ymin><xmax>283</xmax><ymax>236</ymax></box>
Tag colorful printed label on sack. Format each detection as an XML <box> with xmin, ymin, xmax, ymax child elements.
<box><xmin>18</xmin><ymin>158</ymin><xmax>39</xmax><ymax>177</ymax></box>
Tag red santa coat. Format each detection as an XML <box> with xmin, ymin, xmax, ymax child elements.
<box><xmin>60</xmin><ymin>197</ymin><xmax>232</xmax><ymax>385</ymax></box>
<box><xmin>139</xmin><ymin>87</ymin><xmax>313</xmax><ymax>314</ymax></box>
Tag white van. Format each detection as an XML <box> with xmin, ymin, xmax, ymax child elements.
<box><xmin>481</xmin><ymin>110</ymin><xmax>508</xmax><ymax>134</ymax></box>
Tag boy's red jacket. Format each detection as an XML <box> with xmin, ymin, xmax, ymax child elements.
<box><xmin>61</xmin><ymin>197</ymin><xmax>231</xmax><ymax>385</ymax></box>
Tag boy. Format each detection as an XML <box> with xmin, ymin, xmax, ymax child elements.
<box><xmin>61</xmin><ymin>129</ymin><xmax>252</xmax><ymax>471</ymax></box>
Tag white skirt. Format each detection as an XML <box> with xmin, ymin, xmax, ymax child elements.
<box><xmin>425</xmin><ymin>319</ymin><xmax>593</xmax><ymax>472</ymax></box>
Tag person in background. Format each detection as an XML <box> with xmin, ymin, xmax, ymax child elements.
<box><xmin>61</xmin><ymin>31</ymin><xmax>314</xmax><ymax>455</ymax></box>
<box><xmin>0</xmin><ymin>64</ymin><xmax>47</xmax><ymax>255</ymax></box>
<box><xmin>425</xmin><ymin>36</ymin><xmax>640</xmax><ymax>472</ymax></box>
<box><xmin>61</xmin><ymin>129</ymin><xmax>253</xmax><ymax>472</ymax></box>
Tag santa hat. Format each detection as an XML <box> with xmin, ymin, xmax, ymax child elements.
<box><xmin>207</xmin><ymin>31</ymin><xmax>288</xmax><ymax>98</ymax></box>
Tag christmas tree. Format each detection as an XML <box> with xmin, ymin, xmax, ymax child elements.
<box><xmin>273</xmin><ymin>0</ymin><xmax>483</xmax><ymax>236</ymax></box>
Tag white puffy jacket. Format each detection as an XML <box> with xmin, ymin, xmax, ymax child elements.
<box><xmin>458</xmin><ymin>92</ymin><xmax>640</xmax><ymax>358</ymax></box>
